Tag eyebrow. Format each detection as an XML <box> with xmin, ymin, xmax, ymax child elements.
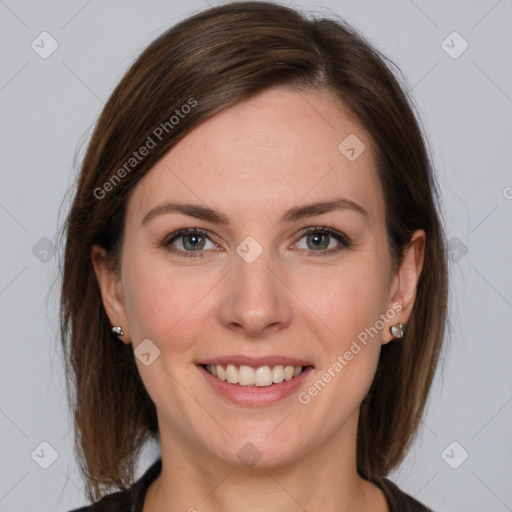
<box><xmin>141</xmin><ymin>198</ymin><xmax>370</xmax><ymax>227</ymax></box>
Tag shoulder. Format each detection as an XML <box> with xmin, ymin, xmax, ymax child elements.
<box><xmin>66</xmin><ymin>487</ymin><xmax>132</xmax><ymax>512</ymax></box>
<box><xmin>66</xmin><ymin>458</ymin><xmax>162</xmax><ymax>512</ymax></box>
<box><xmin>380</xmin><ymin>477</ymin><xmax>434</xmax><ymax>512</ymax></box>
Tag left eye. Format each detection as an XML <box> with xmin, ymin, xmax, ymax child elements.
<box><xmin>293</xmin><ymin>227</ymin><xmax>350</xmax><ymax>254</ymax></box>
<box><xmin>161</xmin><ymin>227</ymin><xmax>350</xmax><ymax>258</ymax></box>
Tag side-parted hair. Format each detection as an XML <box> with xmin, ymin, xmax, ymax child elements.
<box><xmin>59</xmin><ymin>1</ymin><xmax>449</xmax><ymax>502</ymax></box>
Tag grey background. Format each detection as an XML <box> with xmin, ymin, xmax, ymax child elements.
<box><xmin>1</xmin><ymin>0</ymin><xmax>511</xmax><ymax>510</ymax></box>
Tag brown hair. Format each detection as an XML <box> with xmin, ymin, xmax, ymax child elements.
<box><xmin>59</xmin><ymin>0</ymin><xmax>449</xmax><ymax>502</ymax></box>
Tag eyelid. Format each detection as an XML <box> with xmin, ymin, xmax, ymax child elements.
<box><xmin>294</xmin><ymin>225</ymin><xmax>352</xmax><ymax>245</ymax></box>
<box><xmin>161</xmin><ymin>228</ymin><xmax>218</xmax><ymax>250</ymax></box>
<box><xmin>161</xmin><ymin>225</ymin><xmax>351</xmax><ymax>258</ymax></box>
<box><xmin>290</xmin><ymin>226</ymin><xmax>352</xmax><ymax>256</ymax></box>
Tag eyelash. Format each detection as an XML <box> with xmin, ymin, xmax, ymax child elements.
<box><xmin>160</xmin><ymin>226</ymin><xmax>352</xmax><ymax>259</ymax></box>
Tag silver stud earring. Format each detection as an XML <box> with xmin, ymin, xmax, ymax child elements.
<box><xmin>390</xmin><ymin>322</ymin><xmax>405</xmax><ymax>339</ymax></box>
<box><xmin>111</xmin><ymin>326</ymin><xmax>124</xmax><ymax>337</ymax></box>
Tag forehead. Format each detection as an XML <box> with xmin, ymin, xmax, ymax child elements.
<box><xmin>127</xmin><ymin>87</ymin><xmax>384</xmax><ymax>228</ymax></box>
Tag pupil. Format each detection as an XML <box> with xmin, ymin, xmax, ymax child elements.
<box><xmin>308</xmin><ymin>233</ymin><xmax>328</xmax><ymax>250</ymax></box>
<box><xmin>185</xmin><ymin>235</ymin><xmax>204</xmax><ymax>250</ymax></box>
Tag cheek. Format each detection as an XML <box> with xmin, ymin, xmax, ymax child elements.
<box><xmin>121</xmin><ymin>252</ymin><xmax>216</xmax><ymax>354</ymax></box>
<box><xmin>299</xmin><ymin>261</ymin><xmax>388</xmax><ymax>345</ymax></box>
<box><xmin>299</xmin><ymin>262</ymin><xmax>388</xmax><ymax>396</ymax></box>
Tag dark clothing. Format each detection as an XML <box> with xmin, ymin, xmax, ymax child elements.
<box><xmin>68</xmin><ymin>457</ymin><xmax>433</xmax><ymax>512</ymax></box>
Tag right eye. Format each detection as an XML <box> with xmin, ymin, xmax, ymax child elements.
<box><xmin>161</xmin><ymin>228</ymin><xmax>219</xmax><ymax>258</ymax></box>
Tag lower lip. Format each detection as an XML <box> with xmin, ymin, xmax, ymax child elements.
<box><xmin>197</xmin><ymin>365</ymin><xmax>314</xmax><ymax>406</ymax></box>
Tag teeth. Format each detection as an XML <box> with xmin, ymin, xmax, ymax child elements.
<box><xmin>272</xmin><ymin>365</ymin><xmax>284</xmax><ymax>384</ymax></box>
<box><xmin>205</xmin><ymin>364</ymin><xmax>305</xmax><ymax>386</ymax></box>
<box><xmin>239</xmin><ymin>365</ymin><xmax>255</xmax><ymax>386</ymax></box>
<box><xmin>226</xmin><ymin>364</ymin><xmax>238</xmax><ymax>384</ymax></box>
<box><xmin>254</xmin><ymin>366</ymin><xmax>272</xmax><ymax>386</ymax></box>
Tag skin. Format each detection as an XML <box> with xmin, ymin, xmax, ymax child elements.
<box><xmin>92</xmin><ymin>86</ymin><xmax>425</xmax><ymax>512</ymax></box>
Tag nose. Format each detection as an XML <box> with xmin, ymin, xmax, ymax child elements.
<box><xmin>217</xmin><ymin>243</ymin><xmax>293</xmax><ymax>338</ymax></box>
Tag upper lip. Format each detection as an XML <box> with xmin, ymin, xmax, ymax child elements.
<box><xmin>197</xmin><ymin>355</ymin><xmax>314</xmax><ymax>368</ymax></box>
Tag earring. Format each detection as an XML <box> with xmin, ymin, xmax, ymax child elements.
<box><xmin>390</xmin><ymin>322</ymin><xmax>405</xmax><ymax>339</ymax></box>
<box><xmin>111</xmin><ymin>326</ymin><xmax>124</xmax><ymax>337</ymax></box>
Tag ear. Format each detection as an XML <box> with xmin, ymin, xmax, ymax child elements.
<box><xmin>382</xmin><ymin>229</ymin><xmax>426</xmax><ymax>344</ymax></box>
<box><xmin>91</xmin><ymin>244</ymin><xmax>130</xmax><ymax>344</ymax></box>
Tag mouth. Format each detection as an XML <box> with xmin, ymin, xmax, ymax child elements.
<box><xmin>201</xmin><ymin>363</ymin><xmax>311</xmax><ymax>387</ymax></box>
<box><xmin>197</xmin><ymin>362</ymin><xmax>314</xmax><ymax>406</ymax></box>
<box><xmin>195</xmin><ymin>355</ymin><xmax>315</xmax><ymax>405</ymax></box>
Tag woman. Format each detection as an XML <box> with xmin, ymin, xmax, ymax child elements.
<box><xmin>62</xmin><ymin>2</ymin><xmax>448</xmax><ymax>511</ymax></box>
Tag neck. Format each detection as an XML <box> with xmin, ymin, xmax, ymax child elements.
<box><xmin>143</xmin><ymin>413</ymin><xmax>388</xmax><ymax>512</ymax></box>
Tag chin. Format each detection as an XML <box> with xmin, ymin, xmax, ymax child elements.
<box><xmin>207</xmin><ymin>435</ymin><xmax>305</xmax><ymax>471</ymax></box>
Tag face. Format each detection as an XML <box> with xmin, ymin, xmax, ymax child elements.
<box><xmin>93</xmin><ymin>86</ymin><xmax>423</xmax><ymax>471</ymax></box>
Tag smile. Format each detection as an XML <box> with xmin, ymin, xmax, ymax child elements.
<box><xmin>197</xmin><ymin>362</ymin><xmax>314</xmax><ymax>406</ymax></box>
<box><xmin>203</xmin><ymin>363</ymin><xmax>305</xmax><ymax>387</ymax></box>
